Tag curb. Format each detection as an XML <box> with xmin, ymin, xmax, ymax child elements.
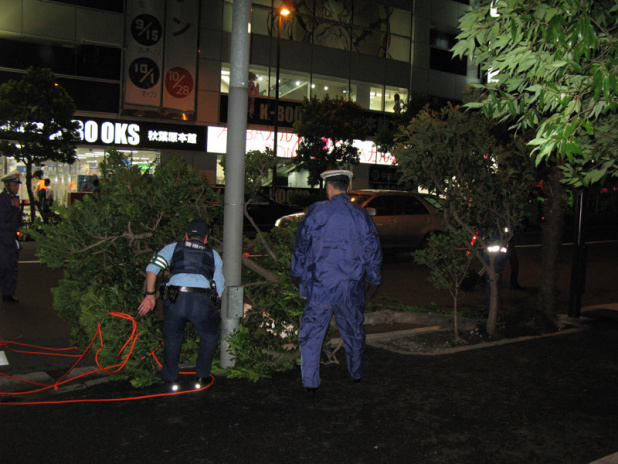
<box><xmin>0</xmin><ymin>366</ymin><xmax>108</xmax><ymax>395</ymax></box>
<box><xmin>365</xmin><ymin>327</ymin><xmax>583</xmax><ymax>356</ymax></box>
<box><xmin>590</xmin><ymin>452</ymin><xmax>618</xmax><ymax>464</ymax></box>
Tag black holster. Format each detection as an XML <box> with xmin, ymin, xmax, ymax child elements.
<box><xmin>162</xmin><ymin>285</ymin><xmax>180</xmax><ymax>303</ymax></box>
<box><xmin>209</xmin><ymin>280</ymin><xmax>221</xmax><ymax>310</ymax></box>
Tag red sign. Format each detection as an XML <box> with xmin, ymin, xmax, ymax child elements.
<box><xmin>165</xmin><ymin>67</ymin><xmax>194</xmax><ymax>99</ymax></box>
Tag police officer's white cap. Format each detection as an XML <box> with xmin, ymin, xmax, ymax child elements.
<box><xmin>320</xmin><ymin>169</ymin><xmax>353</xmax><ymax>181</ymax></box>
<box><xmin>1</xmin><ymin>170</ymin><xmax>22</xmax><ymax>184</ymax></box>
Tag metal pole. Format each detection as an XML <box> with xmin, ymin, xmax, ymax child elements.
<box><xmin>271</xmin><ymin>13</ymin><xmax>283</xmax><ymax>201</ymax></box>
<box><xmin>220</xmin><ymin>0</ymin><xmax>252</xmax><ymax>369</ymax></box>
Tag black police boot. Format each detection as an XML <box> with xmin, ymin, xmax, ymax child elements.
<box><xmin>165</xmin><ymin>378</ymin><xmax>180</xmax><ymax>392</ymax></box>
<box><xmin>194</xmin><ymin>377</ymin><xmax>209</xmax><ymax>389</ymax></box>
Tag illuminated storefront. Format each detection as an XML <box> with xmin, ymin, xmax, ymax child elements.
<box><xmin>1</xmin><ymin>117</ymin><xmax>206</xmax><ymax>206</ymax></box>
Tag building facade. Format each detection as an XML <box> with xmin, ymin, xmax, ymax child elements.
<box><xmin>0</xmin><ymin>0</ymin><xmax>478</xmax><ymax>204</ymax></box>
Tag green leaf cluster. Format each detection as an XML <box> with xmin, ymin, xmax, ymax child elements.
<box><xmin>292</xmin><ymin>95</ymin><xmax>367</xmax><ymax>186</ymax></box>
<box><xmin>220</xmin><ymin>148</ymin><xmax>276</xmax><ymax>199</ymax></box>
<box><xmin>225</xmin><ymin>223</ymin><xmax>306</xmax><ymax>381</ymax></box>
<box><xmin>393</xmin><ymin>104</ymin><xmax>536</xmax><ymax>333</ymax></box>
<box><xmin>0</xmin><ymin>67</ymin><xmax>80</xmax><ymax>218</ymax></box>
<box><xmin>413</xmin><ymin>229</ymin><xmax>476</xmax><ymax>338</ymax></box>
<box><xmin>453</xmin><ymin>0</ymin><xmax>618</xmax><ymax>185</ymax></box>
<box><xmin>33</xmin><ymin>152</ymin><xmax>221</xmax><ymax>387</ymax></box>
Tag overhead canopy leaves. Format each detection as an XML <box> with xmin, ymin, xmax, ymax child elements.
<box><xmin>292</xmin><ymin>95</ymin><xmax>367</xmax><ymax>186</ymax></box>
<box><xmin>453</xmin><ymin>0</ymin><xmax>618</xmax><ymax>186</ymax></box>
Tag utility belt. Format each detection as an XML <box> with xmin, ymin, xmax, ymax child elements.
<box><xmin>161</xmin><ymin>283</ymin><xmax>221</xmax><ymax>309</ymax></box>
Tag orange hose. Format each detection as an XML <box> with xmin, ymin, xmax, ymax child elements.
<box><xmin>0</xmin><ymin>312</ymin><xmax>215</xmax><ymax>404</ymax></box>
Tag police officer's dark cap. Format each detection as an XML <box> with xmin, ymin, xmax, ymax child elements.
<box><xmin>187</xmin><ymin>219</ymin><xmax>209</xmax><ymax>237</ymax></box>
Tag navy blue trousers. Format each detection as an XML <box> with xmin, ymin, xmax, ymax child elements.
<box><xmin>0</xmin><ymin>244</ymin><xmax>18</xmax><ymax>297</ymax></box>
<box><xmin>161</xmin><ymin>292</ymin><xmax>220</xmax><ymax>381</ymax></box>
<box><xmin>299</xmin><ymin>301</ymin><xmax>365</xmax><ymax>388</ymax></box>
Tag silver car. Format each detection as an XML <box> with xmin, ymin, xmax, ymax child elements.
<box><xmin>276</xmin><ymin>190</ymin><xmax>445</xmax><ymax>249</ymax></box>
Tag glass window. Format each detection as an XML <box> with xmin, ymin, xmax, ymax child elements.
<box><xmin>314</xmin><ymin>0</ymin><xmax>352</xmax><ymax>23</ymax></box>
<box><xmin>220</xmin><ymin>65</ymin><xmax>270</xmax><ymax>96</ymax></box>
<box><xmin>389</xmin><ymin>8</ymin><xmax>412</xmax><ymax>37</ymax></box>
<box><xmin>223</xmin><ymin>0</ymin><xmax>233</xmax><ymax>33</ymax></box>
<box><xmin>384</xmin><ymin>86</ymin><xmax>408</xmax><ymax>114</ymax></box>
<box><xmin>430</xmin><ymin>29</ymin><xmax>457</xmax><ymax>50</ymax></box>
<box><xmin>401</xmin><ymin>196</ymin><xmax>429</xmax><ymax>215</ymax></box>
<box><xmin>367</xmin><ymin>195</ymin><xmax>399</xmax><ymax>215</ymax></box>
<box><xmin>310</xmin><ymin>74</ymin><xmax>349</xmax><ymax>100</ymax></box>
<box><xmin>251</xmin><ymin>4</ymin><xmax>275</xmax><ymax>37</ymax></box>
<box><xmin>430</xmin><ymin>48</ymin><xmax>468</xmax><ymax>76</ymax></box>
<box><xmin>387</xmin><ymin>34</ymin><xmax>411</xmax><ymax>62</ymax></box>
<box><xmin>351</xmin><ymin>27</ymin><xmax>384</xmax><ymax>56</ymax></box>
<box><xmin>350</xmin><ymin>81</ymin><xmax>383</xmax><ymax>111</ymax></box>
<box><xmin>269</xmin><ymin>69</ymin><xmax>311</xmax><ymax>100</ymax></box>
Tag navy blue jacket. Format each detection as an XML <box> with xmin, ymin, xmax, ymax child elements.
<box><xmin>291</xmin><ymin>193</ymin><xmax>382</xmax><ymax>304</ymax></box>
<box><xmin>0</xmin><ymin>188</ymin><xmax>21</xmax><ymax>247</ymax></box>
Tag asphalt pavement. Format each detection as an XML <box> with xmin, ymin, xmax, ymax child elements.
<box><xmin>1</xmin><ymin>239</ymin><xmax>618</xmax><ymax>463</ymax></box>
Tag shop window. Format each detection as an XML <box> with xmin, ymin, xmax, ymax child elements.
<box><xmin>384</xmin><ymin>86</ymin><xmax>408</xmax><ymax>114</ymax></box>
<box><xmin>309</xmin><ymin>74</ymin><xmax>349</xmax><ymax>100</ymax></box>
<box><xmin>350</xmin><ymin>81</ymin><xmax>383</xmax><ymax>111</ymax></box>
<box><xmin>271</xmin><ymin>70</ymin><xmax>311</xmax><ymax>100</ymax></box>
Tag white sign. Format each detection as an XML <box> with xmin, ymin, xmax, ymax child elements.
<box><xmin>207</xmin><ymin>127</ymin><xmax>396</xmax><ymax>165</ymax></box>
<box><xmin>162</xmin><ymin>0</ymin><xmax>199</xmax><ymax>112</ymax></box>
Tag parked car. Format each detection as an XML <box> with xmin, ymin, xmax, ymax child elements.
<box><xmin>275</xmin><ymin>190</ymin><xmax>446</xmax><ymax>249</ymax></box>
<box><xmin>244</xmin><ymin>196</ymin><xmax>304</xmax><ymax>236</ymax></box>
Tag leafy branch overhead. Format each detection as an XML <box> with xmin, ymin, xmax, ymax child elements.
<box><xmin>453</xmin><ymin>0</ymin><xmax>618</xmax><ymax>185</ymax></box>
<box><xmin>0</xmin><ymin>67</ymin><xmax>80</xmax><ymax>219</ymax></box>
<box><xmin>292</xmin><ymin>95</ymin><xmax>367</xmax><ymax>186</ymax></box>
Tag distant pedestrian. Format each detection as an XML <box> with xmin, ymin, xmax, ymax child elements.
<box><xmin>138</xmin><ymin>219</ymin><xmax>224</xmax><ymax>391</ymax></box>
<box><xmin>291</xmin><ymin>169</ymin><xmax>383</xmax><ymax>391</ymax></box>
<box><xmin>393</xmin><ymin>93</ymin><xmax>401</xmax><ymax>114</ymax></box>
<box><xmin>0</xmin><ymin>170</ymin><xmax>23</xmax><ymax>304</ymax></box>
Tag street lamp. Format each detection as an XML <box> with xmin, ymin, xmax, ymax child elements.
<box><xmin>272</xmin><ymin>5</ymin><xmax>290</xmax><ymax>201</ymax></box>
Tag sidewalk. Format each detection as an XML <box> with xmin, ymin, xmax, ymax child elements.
<box><xmin>1</xmin><ymin>241</ymin><xmax>618</xmax><ymax>463</ymax></box>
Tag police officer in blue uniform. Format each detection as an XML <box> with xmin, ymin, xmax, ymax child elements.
<box><xmin>138</xmin><ymin>219</ymin><xmax>224</xmax><ymax>390</ymax></box>
<box><xmin>0</xmin><ymin>170</ymin><xmax>23</xmax><ymax>304</ymax></box>
<box><xmin>291</xmin><ymin>170</ymin><xmax>382</xmax><ymax>391</ymax></box>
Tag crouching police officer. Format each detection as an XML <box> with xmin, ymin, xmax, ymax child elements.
<box><xmin>138</xmin><ymin>219</ymin><xmax>224</xmax><ymax>391</ymax></box>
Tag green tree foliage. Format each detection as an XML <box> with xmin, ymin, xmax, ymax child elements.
<box><xmin>225</xmin><ymin>223</ymin><xmax>305</xmax><ymax>381</ymax></box>
<box><xmin>0</xmin><ymin>67</ymin><xmax>80</xmax><ymax>219</ymax></box>
<box><xmin>220</xmin><ymin>148</ymin><xmax>275</xmax><ymax>200</ymax></box>
<box><xmin>413</xmin><ymin>229</ymin><xmax>476</xmax><ymax>341</ymax></box>
<box><xmin>393</xmin><ymin>104</ymin><xmax>536</xmax><ymax>334</ymax></box>
<box><xmin>292</xmin><ymin>95</ymin><xmax>367</xmax><ymax>186</ymax></box>
<box><xmin>34</xmin><ymin>153</ymin><xmax>221</xmax><ymax>387</ymax></box>
<box><xmin>453</xmin><ymin>0</ymin><xmax>618</xmax><ymax>185</ymax></box>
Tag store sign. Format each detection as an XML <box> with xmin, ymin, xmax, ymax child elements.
<box><xmin>207</xmin><ymin>126</ymin><xmax>396</xmax><ymax>165</ymax></box>
<box><xmin>219</xmin><ymin>95</ymin><xmax>396</xmax><ymax>136</ymax></box>
<box><xmin>73</xmin><ymin>117</ymin><xmax>206</xmax><ymax>151</ymax></box>
<box><xmin>0</xmin><ymin>117</ymin><xmax>206</xmax><ymax>151</ymax></box>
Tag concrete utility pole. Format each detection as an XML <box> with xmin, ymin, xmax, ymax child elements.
<box><xmin>220</xmin><ymin>0</ymin><xmax>251</xmax><ymax>368</ymax></box>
